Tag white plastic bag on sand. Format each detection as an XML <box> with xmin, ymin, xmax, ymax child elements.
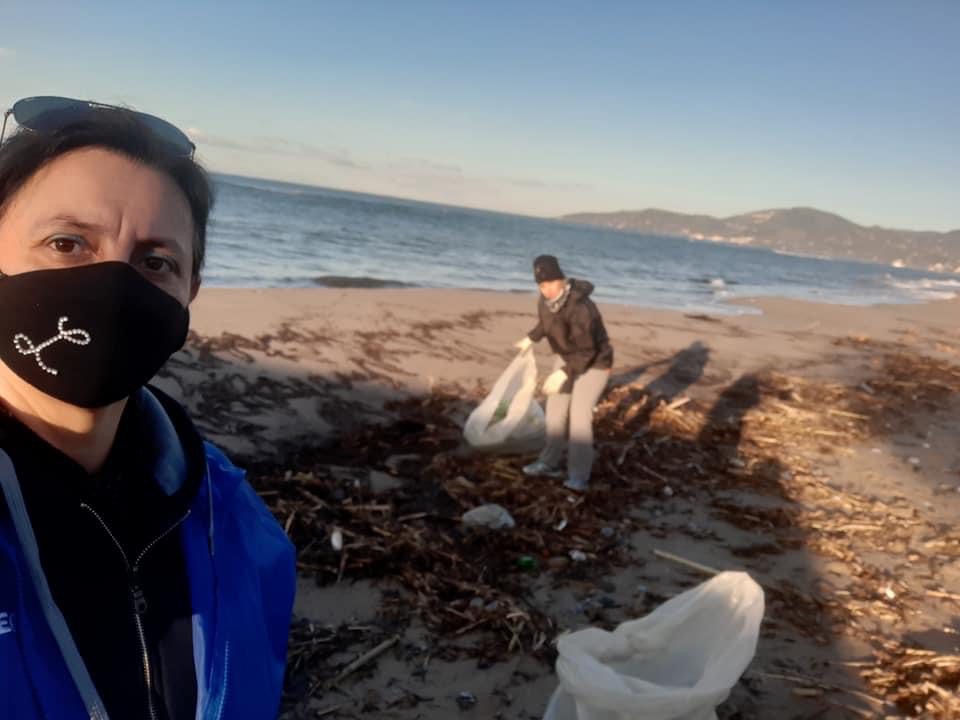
<box><xmin>464</xmin><ymin>350</ymin><xmax>545</xmax><ymax>448</ymax></box>
<box><xmin>543</xmin><ymin>572</ymin><xmax>764</xmax><ymax>720</ymax></box>
<box><xmin>461</xmin><ymin>503</ymin><xmax>516</xmax><ymax>530</ymax></box>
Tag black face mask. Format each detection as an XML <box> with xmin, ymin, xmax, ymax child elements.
<box><xmin>0</xmin><ymin>262</ymin><xmax>189</xmax><ymax>408</ymax></box>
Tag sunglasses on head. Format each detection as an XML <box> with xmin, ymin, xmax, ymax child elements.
<box><xmin>1</xmin><ymin>96</ymin><xmax>195</xmax><ymax>158</ymax></box>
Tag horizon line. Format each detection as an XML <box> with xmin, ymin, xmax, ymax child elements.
<box><xmin>209</xmin><ymin>170</ymin><xmax>959</xmax><ymax>236</ymax></box>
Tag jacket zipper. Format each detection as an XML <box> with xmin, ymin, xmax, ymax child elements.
<box><xmin>81</xmin><ymin>502</ymin><xmax>191</xmax><ymax>720</ymax></box>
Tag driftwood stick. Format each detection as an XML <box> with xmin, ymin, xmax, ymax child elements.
<box><xmin>636</xmin><ymin>463</ymin><xmax>670</xmax><ymax>484</ymax></box>
<box><xmin>652</xmin><ymin>549</ymin><xmax>722</xmax><ymax>575</ymax></box>
<box><xmin>330</xmin><ymin>635</ymin><xmax>400</xmax><ymax>687</ymax></box>
<box><xmin>316</xmin><ymin>702</ymin><xmax>351</xmax><ymax>717</ymax></box>
<box><xmin>826</xmin><ymin>408</ymin><xmax>869</xmax><ymax>420</ymax></box>
<box><xmin>747</xmin><ymin>670</ymin><xmax>887</xmax><ymax>709</ymax></box>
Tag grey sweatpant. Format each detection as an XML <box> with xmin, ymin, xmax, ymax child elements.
<box><xmin>538</xmin><ymin>359</ymin><xmax>610</xmax><ymax>485</ymax></box>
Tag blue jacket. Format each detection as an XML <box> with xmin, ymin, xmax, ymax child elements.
<box><xmin>0</xmin><ymin>391</ymin><xmax>296</xmax><ymax>719</ymax></box>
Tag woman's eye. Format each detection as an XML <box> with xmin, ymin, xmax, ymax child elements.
<box><xmin>143</xmin><ymin>255</ymin><xmax>177</xmax><ymax>274</ymax></box>
<box><xmin>49</xmin><ymin>236</ymin><xmax>82</xmax><ymax>254</ymax></box>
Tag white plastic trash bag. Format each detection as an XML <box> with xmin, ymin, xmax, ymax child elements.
<box><xmin>543</xmin><ymin>572</ymin><xmax>765</xmax><ymax>720</ymax></box>
<box><xmin>464</xmin><ymin>350</ymin><xmax>545</xmax><ymax>448</ymax></box>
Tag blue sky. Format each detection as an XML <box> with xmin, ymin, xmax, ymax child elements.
<box><xmin>1</xmin><ymin>1</ymin><xmax>957</xmax><ymax>230</ymax></box>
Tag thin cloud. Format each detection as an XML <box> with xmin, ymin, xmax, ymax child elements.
<box><xmin>187</xmin><ymin>128</ymin><xmax>368</xmax><ymax>169</ymax></box>
<box><xmin>386</xmin><ymin>156</ymin><xmax>590</xmax><ymax>193</ymax></box>
<box><xmin>253</xmin><ymin>137</ymin><xmax>368</xmax><ymax>169</ymax></box>
<box><xmin>386</xmin><ymin>158</ymin><xmax>464</xmax><ymax>176</ymax></box>
<box><xmin>191</xmin><ymin>127</ymin><xmax>594</xmax><ymax>212</ymax></box>
<box><xmin>0</xmin><ymin>48</ymin><xmax>15</xmax><ymax>58</ymax></box>
<box><xmin>500</xmin><ymin>176</ymin><xmax>593</xmax><ymax>192</ymax></box>
<box><xmin>186</xmin><ymin>128</ymin><xmax>251</xmax><ymax>152</ymax></box>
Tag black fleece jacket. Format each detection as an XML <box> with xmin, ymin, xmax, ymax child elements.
<box><xmin>528</xmin><ymin>279</ymin><xmax>614</xmax><ymax>391</ymax></box>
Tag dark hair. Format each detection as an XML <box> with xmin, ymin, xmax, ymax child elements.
<box><xmin>0</xmin><ymin>107</ymin><xmax>213</xmax><ymax>278</ymax></box>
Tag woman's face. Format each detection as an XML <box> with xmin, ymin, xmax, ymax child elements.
<box><xmin>539</xmin><ymin>279</ymin><xmax>566</xmax><ymax>301</ymax></box>
<box><xmin>0</xmin><ymin>147</ymin><xmax>198</xmax><ymax>307</ymax></box>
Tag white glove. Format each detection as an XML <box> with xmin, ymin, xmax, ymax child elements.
<box><xmin>542</xmin><ymin>369</ymin><xmax>568</xmax><ymax>395</ymax></box>
<box><xmin>514</xmin><ymin>336</ymin><xmax>534</xmax><ymax>353</ymax></box>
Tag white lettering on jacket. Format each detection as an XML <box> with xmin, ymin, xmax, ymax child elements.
<box><xmin>0</xmin><ymin>611</ymin><xmax>13</xmax><ymax>636</ymax></box>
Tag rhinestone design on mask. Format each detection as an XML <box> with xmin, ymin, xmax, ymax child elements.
<box><xmin>13</xmin><ymin>316</ymin><xmax>92</xmax><ymax>376</ymax></box>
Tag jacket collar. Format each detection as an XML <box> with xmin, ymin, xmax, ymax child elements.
<box><xmin>133</xmin><ymin>387</ymin><xmax>187</xmax><ymax>496</ymax></box>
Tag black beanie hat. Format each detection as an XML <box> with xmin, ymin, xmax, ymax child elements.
<box><xmin>533</xmin><ymin>255</ymin><xmax>565</xmax><ymax>283</ymax></box>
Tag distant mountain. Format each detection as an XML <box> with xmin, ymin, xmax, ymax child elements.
<box><xmin>561</xmin><ymin>207</ymin><xmax>960</xmax><ymax>273</ymax></box>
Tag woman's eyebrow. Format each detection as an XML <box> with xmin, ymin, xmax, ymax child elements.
<box><xmin>36</xmin><ymin>213</ymin><xmax>109</xmax><ymax>233</ymax></box>
<box><xmin>137</xmin><ymin>237</ymin><xmax>188</xmax><ymax>259</ymax></box>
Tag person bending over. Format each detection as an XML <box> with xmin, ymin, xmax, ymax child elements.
<box><xmin>515</xmin><ymin>254</ymin><xmax>613</xmax><ymax>491</ymax></box>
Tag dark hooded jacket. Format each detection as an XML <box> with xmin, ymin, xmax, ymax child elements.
<box><xmin>528</xmin><ymin>279</ymin><xmax>613</xmax><ymax>392</ymax></box>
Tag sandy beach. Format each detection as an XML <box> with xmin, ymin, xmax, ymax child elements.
<box><xmin>156</xmin><ymin>288</ymin><xmax>960</xmax><ymax>719</ymax></box>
